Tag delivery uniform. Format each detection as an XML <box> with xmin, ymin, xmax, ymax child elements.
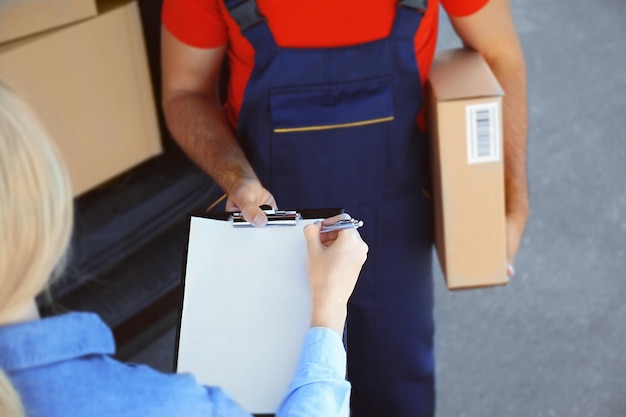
<box><xmin>163</xmin><ymin>0</ymin><xmax>489</xmax><ymax>415</ymax></box>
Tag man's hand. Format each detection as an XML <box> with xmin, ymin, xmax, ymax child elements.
<box><xmin>506</xmin><ymin>212</ymin><xmax>527</xmax><ymax>276</ymax></box>
<box><xmin>225</xmin><ymin>178</ymin><xmax>277</xmax><ymax>227</ymax></box>
<box><xmin>303</xmin><ymin>214</ymin><xmax>369</xmax><ymax>336</ymax></box>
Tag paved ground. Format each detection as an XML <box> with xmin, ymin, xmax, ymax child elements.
<box><xmin>132</xmin><ymin>1</ymin><xmax>626</xmax><ymax>415</ymax></box>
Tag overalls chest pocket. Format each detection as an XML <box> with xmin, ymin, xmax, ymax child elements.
<box><xmin>269</xmin><ymin>76</ymin><xmax>394</xmax><ymax>209</ymax></box>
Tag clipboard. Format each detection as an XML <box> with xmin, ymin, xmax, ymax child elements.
<box><xmin>175</xmin><ymin>207</ymin><xmax>343</xmax><ymax>414</ymax></box>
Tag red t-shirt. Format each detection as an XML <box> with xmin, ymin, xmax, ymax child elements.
<box><xmin>162</xmin><ymin>0</ymin><xmax>489</xmax><ymax>127</ymax></box>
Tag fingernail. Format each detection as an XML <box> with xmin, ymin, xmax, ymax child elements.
<box><xmin>253</xmin><ymin>213</ymin><xmax>266</xmax><ymax>227</ymax></box>
<box><xmin>507</xmin><ymin>264</ymin><xmax>515</xmax><ymax>276</ymax></box>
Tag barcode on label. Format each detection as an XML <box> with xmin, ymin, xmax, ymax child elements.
<box><xmin>466</xmin><ymin>102</ymin><xmax>500</xmax><ymax>164</ymax></box>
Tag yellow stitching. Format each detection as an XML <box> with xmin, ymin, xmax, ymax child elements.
<box><xmin>206</xmin><ymin>193</ymin><xmax>227</xmax><ymax>212</ymax></box>
<box><xmin>274</xmin><ymin>116</ymin><xmax>394</xmax><ymax>133</ymax></box>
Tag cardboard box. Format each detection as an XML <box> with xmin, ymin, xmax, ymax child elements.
<box><xmin>426</xmin><ymin>48</ymin><xmax>508</xmax><ymax>290</ymax></box>
<box><xmin>0</xmin><ymin>0</ymin><xmax>98</xmax><ymax>45</ymax></box>
<box><xmin>0</xmin><ymin>0</ymin><xmax>162</xmax><ymax>195</ymax></box>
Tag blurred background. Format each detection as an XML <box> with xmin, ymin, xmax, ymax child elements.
<box><xmin>1</xmin><ymin>0</ymin><xmax>624</xmax><ymax>415</ymax></box>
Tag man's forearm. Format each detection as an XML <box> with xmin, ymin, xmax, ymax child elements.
<box><xmin>484</xmin><ymin>47</ymin><xmax>529</xmax><ymax>219</ymax></box>
<box><xmin>163</xmin><ymin>92</ymin><xmax>258</xmax><ymax>196</ymax></box>
<box><xmin>485</xmin><ymin>48</ymin><xmax>529</xmax><ymax>218</ymax></box>
<box><xmin>449</xmin><ymin>0</ymin><xmax>530</xmax><ymax>221</ymax></box>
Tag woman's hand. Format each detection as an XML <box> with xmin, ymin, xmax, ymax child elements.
<box><xmin>303</xmin><ymin>214</ymin><xmax>368</xmax><ymax>335</ymax></box>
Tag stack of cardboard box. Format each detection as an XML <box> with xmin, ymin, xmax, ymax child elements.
<box><xmin>0</xmin><ymin>0</ymin><xmax>162</xmax><ymax>195</ymax></box>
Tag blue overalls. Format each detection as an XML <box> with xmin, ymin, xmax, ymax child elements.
<box><xmin>224</xmin><ymin>1</ymin><xmax>435</xmax><ymax>415</ymax></box>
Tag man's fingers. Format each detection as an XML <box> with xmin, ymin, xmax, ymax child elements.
<box><xmin>223</xmin><ymin>178</ymin><xmax>278</xmax><ymax>225</ymax></box>
<box><xmin>507</xmin><ymin>264</ymin><xmax>515</xmax><ymax>276</ymax></box>
<box><xmin>265</xmin><ymin>195</ymin><xmax>278</xmax><ymax>211</ymax></box>
<box><xmin>241</xmin><ymin>204</ymin><xmax>268</xmax><ymax>227</ymax></box>
<box><xmin>225</xmin><ymin>197</ymin><xmax>238</xmax><ymax>212</ymax></box>
<box><xmin>506</xmin><ymin>216</ymin><xmax>525</xmax><ymax>277</ymax></box>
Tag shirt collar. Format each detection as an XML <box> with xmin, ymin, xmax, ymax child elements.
<box><xmin>0</xmin><ymin>312</ymin><xmax>115</xmax><ymax>372</ymax></box>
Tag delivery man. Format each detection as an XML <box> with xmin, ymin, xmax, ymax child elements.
<box><xmin>161</xmin><ymin>0</ymin><xmax>529</xmax><ymax>415</ymax></box>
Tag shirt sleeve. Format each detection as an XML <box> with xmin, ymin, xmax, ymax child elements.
<box><xmin>162</xmin><ymin>0</ymin><xmax>228</xmax><ymax>48</ymax></box>
<box><xmin>203</xmin><ymin>386</ymin><xmax>254</xmax><ymax>417</ymax></box>
<box><xmin>441</xmin><ymin>0</ymin><xmax>490</xmax><ymax>17</ymax></box>
<box><xmin>275</xmin><ymin>327</ymin><xmax>351</xmax><ymax>417</ymax></box>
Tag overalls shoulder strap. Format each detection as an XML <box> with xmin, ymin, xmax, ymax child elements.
<box><xmin>223</xmin><ymin>0</ymin><xmax>428</xmax><ymax>51</ymax></box>
<box><xmin>400</xmin><ymin>0</ymin><xmax>428</xmax><ymax>9</ymax></box>
<box><xmin>392</xmin><ymin>0</ymin><xmax>429</xmax><ymax>39</ymax></box>
<box><xmin>222</xmin><ymin>0</ymin><xmax>277</xmax><ymax>53</ymax></box>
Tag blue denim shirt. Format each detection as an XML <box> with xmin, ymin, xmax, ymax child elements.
<box><xmin>0</xmin><ymin>312</ymin><xmax>350</xmax><ymax>417</ymax></box>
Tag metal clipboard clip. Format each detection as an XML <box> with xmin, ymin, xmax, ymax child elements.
<box><xmin>229</xmin><ymin>206</ymin><xmax>364</xmax><ymax>232</ymax></box>
<box><xmin>229</xmin><ymin>206</ymin><xmax>302</xmax><ymax>227</ymax></box>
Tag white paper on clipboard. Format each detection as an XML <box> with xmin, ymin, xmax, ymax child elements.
<box><xmin>176</xmin><ymin>215</ymin><xmax>322</xmax><ymax>414</ymax></box>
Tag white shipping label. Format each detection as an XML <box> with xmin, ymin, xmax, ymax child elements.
<box><xmin>466</xmin><ymin>102</ymin><xmax>500</xmax><ymax>164</ymax></box>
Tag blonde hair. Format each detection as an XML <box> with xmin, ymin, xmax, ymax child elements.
<box><xmin>0</xmin><ymin>81</ymin><xmax>74</xmax><ymax>417</ymax></box>
<box><xmin>0</xmin><ymin>371</ymin><xmax>25</xmax><ymax>417</ymax></box>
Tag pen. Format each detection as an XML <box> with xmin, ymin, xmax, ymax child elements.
<box><xmin>320</xmin><ymin>218</ymin><xmax>364</xmax><ymax>233</ymax></box>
